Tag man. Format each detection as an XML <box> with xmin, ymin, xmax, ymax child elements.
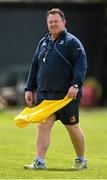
<box><xmin>24</xmin><ymin>8</ymin><xmax>87</xmax><ymax>170</ymax></box>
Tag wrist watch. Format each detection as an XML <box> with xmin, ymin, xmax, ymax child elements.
<box><xmin>73</xmin><ymin>84</ymin><xmax>79</xmax><ymax>89</ymax></box>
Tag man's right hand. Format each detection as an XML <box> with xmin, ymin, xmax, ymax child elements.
<box><xmin>25</xmin><ymin>91</ymin><xmax>34</xmax><ymax>107</ymax></box>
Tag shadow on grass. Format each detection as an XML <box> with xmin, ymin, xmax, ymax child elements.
<box><xmin>46</xmin><ymin>168</ymin><xmax>78</xmax><ymax>172</ymax></box>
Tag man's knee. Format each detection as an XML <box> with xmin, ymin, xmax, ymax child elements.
<box><xmin>65</xmin><ymin>123</ymin><xmax>79</xmax><ymax>129</ymax></box>
<box><xmin>37</xmin><ymin>114</ymin><xmax>56</xmax><ymax>130</ymax></box>
<box><xmin>65</xmin><ymin>123</ymin><xmax>81</xmax><ymax>134</ymax></box>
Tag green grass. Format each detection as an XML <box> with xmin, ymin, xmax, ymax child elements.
<box><xmin>0</xmin><ymin>107</ymin><xmax>107</xmax><ymax>179</ymax></box>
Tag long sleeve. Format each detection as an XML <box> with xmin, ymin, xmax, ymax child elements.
<box><xmin>68</xmin><ymin>38</ymin><xmax>87</xmax><ymax>88</ymax></box>
<box><xmin>24</xmin><ymin>38</ymin><xmax>46</xmax><ymax>92</ymax></box>
<box><xmin>25</xmin><ymin>53</ymin><xmax>38</xmax><ymax>92</ymax></box>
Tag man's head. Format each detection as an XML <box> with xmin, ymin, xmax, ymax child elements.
<box><xmin>46</xmin><ymin>8</ymin><xmax>66</xmax><ymax>39</ymax></box>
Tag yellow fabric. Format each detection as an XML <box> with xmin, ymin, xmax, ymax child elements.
<box><xmin>15</xmin><ymin>95</ymin><xmax>73</xmax><ymax>128</ymax></box>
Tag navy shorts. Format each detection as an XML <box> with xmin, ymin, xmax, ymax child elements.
<box><xmin>36</xmin><ymin>91</ymin><xmax>80</xmax><ymax>125</ymax></box>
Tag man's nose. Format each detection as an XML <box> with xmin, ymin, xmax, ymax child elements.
<box><xmin>51</xmin><ymin>21</ymin><xmax>56</xmax><ymax>26</ymax></box>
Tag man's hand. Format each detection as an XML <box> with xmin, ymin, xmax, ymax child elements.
<box><xmin>67</xmin><ymin>85</ymin><xmax>79</xmax><ymax>100</ymax></box>
<box><xmin>25</xmin><ymin>91</ymin><xmax>34</xmax><ymax>107</ymax></box>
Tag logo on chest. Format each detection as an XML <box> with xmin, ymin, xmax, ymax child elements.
<box><xmin>59</xmin><ymin>40</ymin><xmax>64</xmax><ymax>45</ymax></box>
<box><xmin>42</xmin><ymin>42</ymin><xmax>46</xmax><ymax>46</ymax></box>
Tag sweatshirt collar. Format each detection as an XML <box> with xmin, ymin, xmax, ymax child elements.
<box><xmin>46</xmin><ymin>28</ymin><xmax>67</xmax><ymax>42</ymax></box>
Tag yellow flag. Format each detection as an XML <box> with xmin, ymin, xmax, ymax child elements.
<box><xmin>15</xmin><ymin>95</ymin><xmax>73</xmax><ymax>128</ymax></box>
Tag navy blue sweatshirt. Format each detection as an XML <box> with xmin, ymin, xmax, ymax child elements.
<box><xmin>25</xmin><ymin>29</ymin><xmax>87</xmax><ymax>93</ymax></box>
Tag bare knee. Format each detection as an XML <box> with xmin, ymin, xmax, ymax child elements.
<box><xmin>65</xmin><ymin>123</ymin><xmax>79</xmax><ymax>131</ymax></box>
<box><xmin>65</xmin><ymin>124</ymin><xmax>85</xmax><ymax>136</ymax></box>
<box><xmin>37</xmin><ymin>114</ymin><xmax>56</xmax><ymax>132</ymax></box>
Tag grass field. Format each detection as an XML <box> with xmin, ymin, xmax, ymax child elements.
<box><xmin>0</xmin><ymin>107</ymin><xmax>107</xmax><ymax>179</ymax></box>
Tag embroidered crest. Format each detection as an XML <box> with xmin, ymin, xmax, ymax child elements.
<box><xmin>59</xmin><ymin>40</ymin><xmax>64</xmax><ymax>45</ymax></box>
<box><xmin>69</xmin><ymin>116</ymin><xmax>76</xmax><ymax>123</ymax></box>
<box><xmin>42</xmin><ymin>42</ymin><xmax>46</xmax><ymax>46</ymax></box>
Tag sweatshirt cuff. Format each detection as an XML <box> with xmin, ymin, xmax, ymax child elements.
<box><xmin>70</xmin><ymin>81</ymin><xmax>82</xmax><ymax>89</ymax></box>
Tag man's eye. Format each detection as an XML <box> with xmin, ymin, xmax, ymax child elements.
<box><xmin>49</xmin><ymin>21</ymin><xmax>58</xmax><ymax>24</ymax></box>
<box><xmin>53</xmin><ymin>21</ymin><xmax>58</xmax><ymax>24</ymax></box>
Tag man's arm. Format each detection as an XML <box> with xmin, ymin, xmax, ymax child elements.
<box><xmin>24</xmin><ymin>52</ymin><xmax>38</xmax><ymax>107</ymax></box>
<box><xmin>70</xmin><ymin>38</ymin><xmax>87</xmax><ymax>88</ymax></box>
<box><xmin>67</xmin><ymin>37</ymin><xmax>87</xmax><ymax>99</ymax></box>
<box><xmin>25</xmin><ymin>52</ymin><xmax>38</xmax><ymax>92</ymax></box>
<box><xmin>24</xmin><ymin>39</ymin><xmax>42</xmax><ymax>106</ymax></box>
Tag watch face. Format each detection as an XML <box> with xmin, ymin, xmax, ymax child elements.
<box><xmin>74</xmin><ymin>84</ymin><xmax>78</xmax><ymax>88</ymax></box>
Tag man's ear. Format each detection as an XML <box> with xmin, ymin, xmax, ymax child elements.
<box><xmin>63</xmin><ymin>19</ymin><xmax>66</xmax><ymax>26</ymax></box>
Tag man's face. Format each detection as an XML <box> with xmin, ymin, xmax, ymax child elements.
<box><xmin>47</xmin><ymin>13</ymin><xmax>66</xmax><ymax>36</ymax></box>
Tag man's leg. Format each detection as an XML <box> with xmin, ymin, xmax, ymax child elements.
<box><xmin>36</xmin><ymin>114</ymin><xmax>56</xmax><ymax>159</ymax></box>
<box><xmin>24</xmin><ymin>114</ymin><xmax>56</xmax><ymax>169</ymax></box>
<box><xmin>65</xmin><ymin>124</ymin><xmax>85</xmax><ymax>157</ymax></box>
<box><xmin>65</xmin><ymin>124</ymin><xmax>87</xmax><ymax>170</ymax></box>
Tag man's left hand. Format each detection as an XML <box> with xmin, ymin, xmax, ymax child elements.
<box><xmin>67</xmin><ymin>86</ymin><xmax>79</xmax><ymax>100</ymax></box>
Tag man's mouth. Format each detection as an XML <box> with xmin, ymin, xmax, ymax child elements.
<box><xmin>51</xmin><ymin>27</ymin><xmax>57</xmax><ymax>30</ymax></box>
